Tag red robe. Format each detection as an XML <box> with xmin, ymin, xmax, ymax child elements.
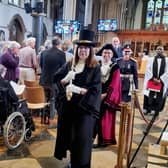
<box><xmin>100</xmin><ymin>63</ymin><xmax>121</xmax><ymax>145</ymax></box>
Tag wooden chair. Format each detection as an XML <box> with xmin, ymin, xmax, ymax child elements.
<box><xmin>24</xmin><ymin>86</ymin><xmax>49</xmax><ymax>124</ymax></box>
<box><xmin>160</xmin><ymin>132</ymin><xmax>168</xmax><ymax>155</ymax></box>
<box><xmin>24</xmin><ymin>80</ymin><xmax>39</xmax><ymax>87</ymax></box>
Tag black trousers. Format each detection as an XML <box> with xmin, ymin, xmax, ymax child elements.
<box><xmin>143</xmin><ymin>91</ymin><xmax>166</xmax><ymax>113</ymax></box>
<box><xmin>70</xmin><ymin>114</ymin><xmax>96</xmax><ymax>168</ymax></box>
<box><xmin>43</xmin><ymin>86</ymin><xmax>56</xmax><ymax>119</ymax></box>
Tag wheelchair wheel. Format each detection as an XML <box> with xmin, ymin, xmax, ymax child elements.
<box><xmin>24</xmin><ymin>128</ymin><xmax>32</xmax><ymax>141</ymax></box>
<box><xmin>3</xmin><ymin>112</ymin><xmax>26</xmax><ymax>150</ymax></box>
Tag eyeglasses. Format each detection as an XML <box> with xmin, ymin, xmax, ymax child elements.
<box><xmin>156</xmin><ymin>48</ymin><xmax>163</xmax><ymax>51</ymax></box>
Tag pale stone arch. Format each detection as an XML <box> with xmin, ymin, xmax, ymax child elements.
<box><xmin>8</xmin><ymin>14</ymin><xmax>26</xmax><ymax>44</ymax></box>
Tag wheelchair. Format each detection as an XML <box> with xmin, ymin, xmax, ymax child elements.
<box><xmin>0</xmin><ymin>87</ymin><xmax>35</xmax><ymax>150</ymax></box>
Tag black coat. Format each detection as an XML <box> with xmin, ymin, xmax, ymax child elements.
<box><xmin>117</xmin><ymin>58</ymin><xmax>138</xmax><ymax>102</ymax></box>
<box><xmin>53</xmin><ymin>62</ymin><xmax>101</xmax><ymax>167</ymax></box>
<box><xmin>39</xmin><ymin>47</ymin><xmax>66</xmax><ymax>87</ymax></box>
<box><xmin>0</xmin><ymin>77</ymin><xmax>18</xmax><ymax>124</ymax></box>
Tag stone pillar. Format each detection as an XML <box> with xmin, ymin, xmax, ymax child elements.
<box><xmin>120</xmin><ymin>1</ymin><xmax>127</xmax><ymax>30</ymax></box>
<box><xmin>63</xmin><ymin>0</ymin><xmax>76</xmax><ymax>40</ymax></box>
<box><xmin>31</xmin><ymin>0</ymin><xmax>44</xmax><ymax>52</ymax></box>
<box><xmin>32</xmin><ymin>13</ymin><xmax>44</xmax><ymax>51</ymax></box>
<box><xmin>99</xmin><ymin>1</ymin><xmax>105</xmax><ymax>19</ymax></box>
<box><xmin>84</xmin><ymin>0</ymin><xmax>93</xmax><ymax>27</ymax></box>
<box><xmin>63</xmin><ymin>0</ymin><xmax>76</xmax><ymax>20</ymax></box>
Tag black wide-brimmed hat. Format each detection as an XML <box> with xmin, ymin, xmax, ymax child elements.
<box><xmin>96</xmin><ymin>43</ymin><xmax>118</xmax><ymax>58</ymax></box>
<box><xmin>73</xmin><ymin>29</ymin><xmax>96</xmax><ymax>47</ymax></box>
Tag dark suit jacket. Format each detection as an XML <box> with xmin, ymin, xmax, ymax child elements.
<box><xmin>114</xmin><ymin>46</ymin><xmax>123</xmax><ymax>58</ymax></box>
<box><xmin>39</xmin><ymin>47</ymin><xmax>66</xmax><ymax>87</ymax></box>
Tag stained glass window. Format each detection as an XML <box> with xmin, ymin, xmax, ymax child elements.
<box><xmin>8</xmin><ymin>0</ymin><xmax>21</xmax><ymax>6</ymax></box>
<box><xmin>146</xmin><ymin>0</ymin><xmax>168</xmax><ymax>28</ymax></box>
<box><xmin>154</xmin><ymin>0</ymin><xmax>162</xmax><ymax>24</ymax></box>
<box><xmin>146</xmin><ymin>0</ymin><xmax>154</xmax><ymax>28</ymax></box>
<box><xmin>163</xmin><ymin>0</ymin><xmax>168</xmax><ymax>24</ymax></box>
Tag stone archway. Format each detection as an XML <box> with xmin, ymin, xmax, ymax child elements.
<box><xmin>0</xmin><ymin>30</ymin><xmax>5</xmax><ymax>41</ymax></box>
<box><xmin>8</xmin><ymin>14</ymin><xmax>26</xmax><ymax>44</ymax></box>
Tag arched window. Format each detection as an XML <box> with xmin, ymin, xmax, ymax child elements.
<box><xmin>146</xmin><ymin>0</ymin><xmax>155</xmax><ymax>28</ymax></box>
<box><xmin>145</xmin><ymin>0</ymin><xmax>168</xmax><ymax>28</ymax></box>
<box><xmin>163</xmin><ymin>0</ymin><xmax>168</xmax><ymax>24</ymax></box>
<box><xmin>154</xmin><ymin>0</ymin><xmax>162</xmax><ymax>24</ymax></box>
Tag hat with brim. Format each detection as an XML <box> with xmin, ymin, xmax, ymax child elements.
<box><xmin>96</xmin><ymin>43</ymin><xmax>118</xmax><ymax>58</ymax></box>
<box><xmin>123</xmin><ymin>44</ymin><xmax>133</xmax><ymax>53</ymax></box>
<box><xmin>73</xmin><ymin>29</ymin><xmax>96</xmax><ymax>47</ymax></box>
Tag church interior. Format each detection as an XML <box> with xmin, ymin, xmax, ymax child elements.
<box><xmin>0</xmin><ymin>0</ymin><xmax>168</xmax><ymax>168</ymax></box>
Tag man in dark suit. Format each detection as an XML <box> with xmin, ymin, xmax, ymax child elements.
<box><xmin>39</xmin><ymin>38</ymin><xmax>66</xmax><ymax>125</ymax></box>
<box><xmin>112</xmin><ymin>37</ymin><xmax>123</xmax><ymax>58</ymax></box>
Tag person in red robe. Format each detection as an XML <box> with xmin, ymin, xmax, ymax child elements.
<box><xmin>94</xmin><ymin>44</ymin><xmax>121</xmax><ymax>147</ymax></box>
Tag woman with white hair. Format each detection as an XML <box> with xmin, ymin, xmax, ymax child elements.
<box><xmin>26</xmin><ymin>37</ymin><xmax>36</xmax><ymax>49</ymax></box>
<box><xmin>0</xmin><ymin>41</ymin><xmax>20</xmax><ymax>82</ymax></box>
<box><xmin>19</xmin><ymin>37</ymin><xmax>37</xmax><ymax>84</ymax></box>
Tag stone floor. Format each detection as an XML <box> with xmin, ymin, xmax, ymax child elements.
<box><xmin>0</xmin><ymin>85</ymin><xmax>168</xmax><ymax>167</ymax></box>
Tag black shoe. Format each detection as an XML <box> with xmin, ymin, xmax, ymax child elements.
<box><xmin>93</xmin><ymin>143</ymin><xmax>108</xmax><ymax>148</ymax></box>
<box><xmin>99</xmin><ymin>144</ymin><xmax>108</xmax><ymax>148</ymax></box>
<box><xmin>93</xmin><ymin>144</ymin><xmax>99</xmax><ymax>148</ymax></box>
<box><xmin>143</xmin><ymin>110</ymin><xmax>150</xmax><ymax>115</ymax></box>
<box><xmin>65</xmin><ymin>163</ymin><xmax>71</xmax><ymax>168</ymax></box>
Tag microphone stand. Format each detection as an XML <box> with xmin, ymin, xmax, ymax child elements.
<box><xmin>128</xmin><ymin>111</ymin><xmax>159</xmax><ymax>168</ymax></box>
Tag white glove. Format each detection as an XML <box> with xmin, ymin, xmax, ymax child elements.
<box><xmin>62</xmin><ymin>70</ymin><xmax>76</xmax><ymax>82</ymax></box>
<box><xmin>66</xmin><ymin>84</ymin><xmax>82</xmax><ymax>94</ymax></box>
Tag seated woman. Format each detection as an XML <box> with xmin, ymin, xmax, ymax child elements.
<box><xmin>0</xmin><ymin>64</ymin><xmax>18</xmax><ymax>135</ymax></box>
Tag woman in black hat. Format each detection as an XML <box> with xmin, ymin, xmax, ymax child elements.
<box><xmin>96</xmin><ymin>43</ymin><xmax>118</xmax><ymax>62</ymax></box>
<box><xmin>53</xmin><ymin>29</ymin><xmax>101</xmax><ymax>168</ymax></box>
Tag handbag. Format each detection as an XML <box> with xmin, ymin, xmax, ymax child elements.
<box><xmin>147</xmin><ymin>79</ymin><xmax>162</xmax><ymax>92</ymax></box>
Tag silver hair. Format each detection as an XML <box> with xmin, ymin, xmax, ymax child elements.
<box><xmin>26</xmin><ymin>37</ymin><xmax>36</xmax><ymax>45</ymax></box>
<box><xmin>44</xmin><ymin>40</ymin><xmax>52</xmax><ymax>49</ymax></box>
<box><xmin>8</xmin><ymin>41</ymin><xmax>21</xmax><ymax>49</ymax></box>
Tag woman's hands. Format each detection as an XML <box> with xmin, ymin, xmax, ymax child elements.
<box><xmin>101</xmin><ymin>93</ymin><xmax>107</xmax><ymax>100</ymax></box>
<box><xmin>80</xmin><ymin>88</ymin><xmax>87</xmax><ymax>95</ymax></box>
<box><xmin>153</xmin><ymin>78</ymin><xmax>161</xmax><ymax>84</ymax></box>
<box><xmin>66</xmin><ymin>84</ymin><xmax>87</xmax><ymax>95</ymax></box>
<box><xmin>61</xmin><ymin>70</ymin><xmax>76</xmax><ymax>84</ymax></box>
